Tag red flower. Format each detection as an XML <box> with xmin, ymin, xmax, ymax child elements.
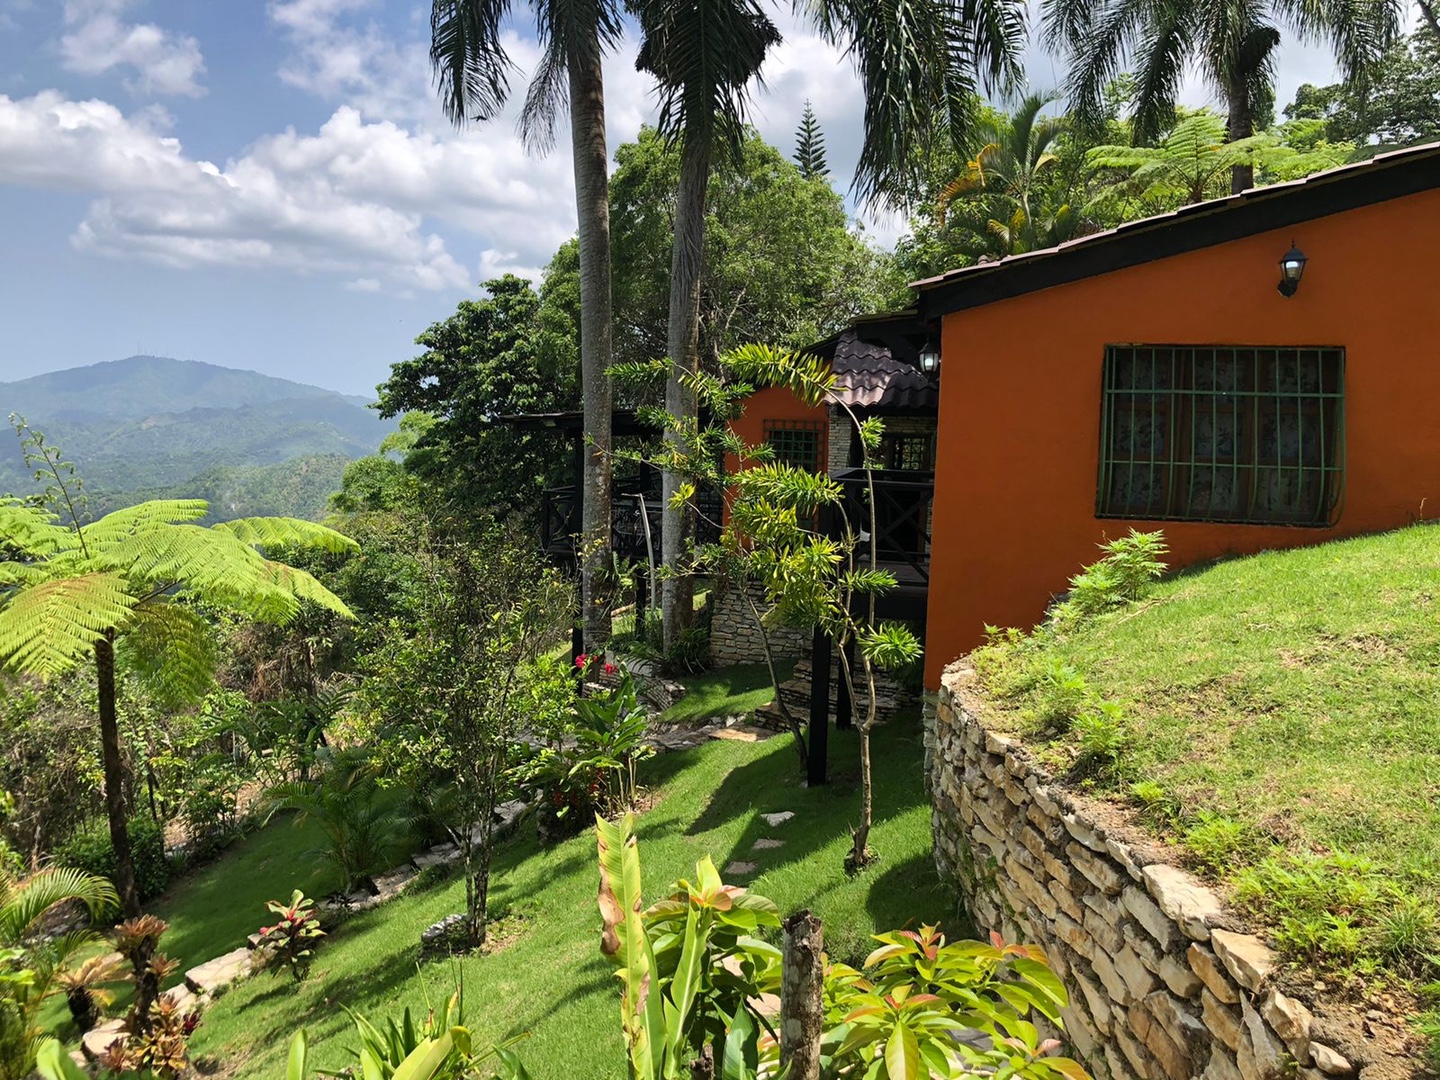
<box><xmin>603</xmin><ymin>662</ymin><xmax>616</xmax><ymax>676</ymax></box>
<box><xmin>575</xmin><ymin>654</ymin><xmax>589</xmax><ymax>669</ymax></box>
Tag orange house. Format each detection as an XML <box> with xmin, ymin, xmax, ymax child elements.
<box><xmin>913</xmin><ymin>141</ymin><xmax>1440</xmax><ymax>689</ymax></box>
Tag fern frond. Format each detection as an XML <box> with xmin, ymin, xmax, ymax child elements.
<box><xmin>213</xmin><ymin>517</ymin><xmax>359</xmax><ymax>555</ymax></box>
<box><xmin>79</xmin><ymin>500</ymin><xmax>211</xmax><ymax>546</ymax></box>
<box><xmin>0</xmin><ymin>503</ymin><xmax>79</xmax><ymax>558</ymax></box>
<box><xmin>0</xmin><ymin>562</ymin><xmax>57</xmax><ymax>590</ymax></box>
<box><xmin>0</xmin><ymin>573</ymin><xmax>136</xmax><ymax>679</ymax></box>
<box><xmin>117</xmin><ymin>601</ymin><xmax>218</xmax><ymax>708</ymax></box>
<box><xmin>259</xmin><ymin>562</ymin><xmax>356</xmax><ymax>621</ymax></box>
<box><xmin>93</xmin><ymin>523</ymin><xmax>271</xmax><ymax>594</ymax></box>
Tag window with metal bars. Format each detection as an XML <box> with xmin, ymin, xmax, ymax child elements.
<box><xmin>764</xmin><ymin>420</ymin><xmax>823</xmax><ymax>472</ymax></box>
<box><xmin>1097</xmin><ymin>345</ymin><xmax>1345</xmax><ymax>526</ymax></box>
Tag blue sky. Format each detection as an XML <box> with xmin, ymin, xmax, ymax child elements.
<box><xmin>0</xmin><ymin>0</ymin><xmax>1360</xmax><ymax>397</ymax></box>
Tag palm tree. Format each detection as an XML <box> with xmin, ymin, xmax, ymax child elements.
<box><xmin>0</xmin><ymin>866</ymin><xmax>117</xmax><ymax>1080</ymax></box>
<box><xmin>936</xmin><ymin>91</ymin><xmax>1084</xmax><ymax>258</ymax></box>
<box><xmin>430</xmin><ymin>0</ymin><xmax>623</xmax><ymax>653</ymax></box>
<box><xmin>642</xmin><ymin>0</ymin><xmax>1028</xmax><ymax>648</ymax></box>
<box><xmin>1044</xmin><ymin>0</ymin><xmax>1403</xmax><ymax>191</ymax></box>
<box><xmin>0</xmin><ymin>428</ymin><xmax>356</xmax><ymax>916</ymax></box>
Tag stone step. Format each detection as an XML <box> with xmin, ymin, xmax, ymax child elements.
<box><xmin>184</xmin><ymin>946</ymin><xmax>253</xmax><ymax>995</ymax></box>
<box><xmin>81</xmin><ymin>1019</ymin><xmax>126</xmax><ymax>1062</ymax></box>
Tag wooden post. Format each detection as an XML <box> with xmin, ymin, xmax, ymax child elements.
<box><xmin>781</xmin><ymin>910</ymin><xmax>824</xmax><ymax>1080</ymax></box>
<box><xmin>808</xmin><ymin>628</ymin><xmax>830</xmax><ymax>787</ymax></box>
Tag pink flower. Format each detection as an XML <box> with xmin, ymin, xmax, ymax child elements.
<box><xmin>603</xmin><ymin>663</ymin><xmax>616</xmax><ymax>676</ymax></box>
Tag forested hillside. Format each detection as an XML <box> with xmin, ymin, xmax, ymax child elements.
<box><xmin>0</xmin><ymin>356</ymin><xmax>394</xmax><ymax>518</ymax></box>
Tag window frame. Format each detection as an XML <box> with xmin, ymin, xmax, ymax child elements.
<box><xmin>763</xmin><ymin>419</ymin><xmax>825</xmax><ymax>474</ymax></box>
<box><xmin>1095</xmin><ymin>344</ymin><xmax>1346</xmax><ymax>527</ymax></box>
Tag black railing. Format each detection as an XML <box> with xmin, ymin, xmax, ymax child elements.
<box><xmin>540</xmin><ymin>476</ymin><xmax>721</xmax><ymax>562</ymax></box>
<box><xmin>833</xmin><ymin>468</ymin><xmax>935</xmax><ymax>584</ymax></box>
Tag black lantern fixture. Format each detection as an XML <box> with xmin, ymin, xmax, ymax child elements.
<box><xmin>1277</xmin><ymin>241</ymin><xmax>1308</xmax><ymax>297</ymax></box>
<box><xmin>918</xmin><ymin>338</ymin><xmax>941</xmax><ymax>374</ymax></box>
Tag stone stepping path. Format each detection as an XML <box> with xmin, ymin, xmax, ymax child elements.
<box><xmin>752</xmin><ymin>838</ymin><xmax>784</xmax><ymax>851</ymax></box>
<box><xmin>81</xmin><ymin>1019</ymin><xmax>126</xmax><ymax>1062</ymax></box>
<box><xmin>761</xmin><ymin>811</ymin><xmax>794</xmax><ymax>827</ymax></box>
<box><xmin>184</xmin><ymin>946</ymin><xmax>254</xmax><ymax>995</ymax></box>
<box><xmin>725</xmin><ymin>861</ymin><xmax>758</xmax><ymax>877</ymax></box>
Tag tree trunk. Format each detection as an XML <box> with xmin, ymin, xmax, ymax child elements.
<box><xmin>742</xmin><ymin>587</ymin><xmax>807</xmax><ymax>772</ymax></box>
<box><xmin>661</xmin><ymin>134</ymin><xmax>712</xmax><ymax>649</ymax></box>
<box><xmin>569</xmin><ymin>38</ymin><xmax>615</xmax><ymax>655</ymax></box>
<box><xmin>1226</xmin><ymin>90</ymin><xmax>1255</xmax><ymax>194</ymax></box>
<box><xmin>1419</xmin><ymin>0</ymin><xmax>1440</xmax><ymax>41</ymax></box>
<box><xmin>96</xmin><ymin>632</ymin><xmax>140</xmax><ymax>917</ymax></box>
<box><xmin>780</xmin><ymin>910</ymin><xmax>825</xmax><ymax>1080</ymax></box>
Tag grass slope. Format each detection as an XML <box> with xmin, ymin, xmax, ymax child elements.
<box><xmin>975</xmin><ymin>525</ymin><xmax>1440</xmax><ymax>971</ymax></box>
<box><xmin>176</xmin><ymin>716</ymin><xmax>951</xmax><ymax>1079</ymax></box>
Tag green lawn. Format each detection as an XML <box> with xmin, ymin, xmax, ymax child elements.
<box><xmin>152</xmin><ymin>714</ymin><xmax>950</xmax><ymax>1079</ymax></box>
<box><xmin>661</xmin><ymin>661</ymin><xmax>793</xmax><ymax>725</ymax></box>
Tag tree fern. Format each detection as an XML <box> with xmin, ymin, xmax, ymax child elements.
<box><xmin>0</xmin><ymin>426</ymin><xmax>361</xmax><ymax>914</ymax></box>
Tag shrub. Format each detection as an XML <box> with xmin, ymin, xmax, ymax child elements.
<box><xmin>58</xmin><ymin>815</ymin><xmax>170</xmax><ymax>902</ymax></box>
<box><xmin>256</xmin><ymin>890</ymin><xmax>324</xmax><ymax>982</ymax></box>
<box><xmin>1033</xmin><ymin>659</ymin><xmax>1090</xmax><ymax>729</ymax></box>
<box><xmin>1071</xmin><ymin>700</ymin><xmax>1128</xmax><ymax>773</ymax></box>
<box><xmin>1056</xmin><ymin>529</ymin><xmax>1169</xmax><ymax>620</ymax></box>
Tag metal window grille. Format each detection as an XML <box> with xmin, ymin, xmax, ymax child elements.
<box><xmin>765</xmin><ymin>420</ymin><xmax>823</xmax><ymax>472</ymax></box>
<box><xmin>1097</xmin><ymin>345</ymin><xmax>1345</xmax><ymax>526</ymax></box>
<box><xmin>885</xmin><ymin>433</ymin><xmax>934</xmax><ymax>471</ymax></box>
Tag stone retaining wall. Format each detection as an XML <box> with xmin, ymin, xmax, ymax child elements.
<box><xmin>928</xmin><ymin>663</ymin><xmax>1407</xmax><ymax>1080</ymax></box>
<box><xmin>709</xmin><ymin>579</ymin><xmax>809</xmax><ymax>667</ymax></box>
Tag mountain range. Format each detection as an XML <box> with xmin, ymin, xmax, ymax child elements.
<box><xmin>0</xmin><ymin>355</ymin><xmax>396</xmax><ymax>520</ymax></box>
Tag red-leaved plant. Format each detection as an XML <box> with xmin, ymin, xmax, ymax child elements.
<box><xmin>257</xmin><ymin>890</ymin><xmax>325</xmax><ymax>982</ymax></box>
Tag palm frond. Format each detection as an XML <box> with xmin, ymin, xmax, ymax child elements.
<box><xmin>0</xmin><ymin>573</ymin><xmax>136</xmax><ymax>679</ymax></box>
<box><xmin>0</xmin><ymin>867</ymin><xmax>117</xmax><ymax>945</ymax></box>
<box><xmin>430</xmin><ymin>0</ymin><xmax>515</xmax><ymax>125</ymax></box>
<box><xmin>211</xmin><ymin>517</ymin><xmax>358</xmax><ymax>555</ymax></box>
<box><xmin>116</xmin><ymin>602</ymin><xmax>218</xmax><ymax>709</ymax></box>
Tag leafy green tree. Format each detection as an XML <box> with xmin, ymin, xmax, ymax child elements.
<box><xmin>793</xmin><ymin>101</ymin><xmax>829</xmax><ymax>180</ymax></box>
<box><xmin>1087</xmin><ymin>110</ymin><xmax>1257</xmax><ymax>209</ymax></box>
<box><xmin>1285</xmin><ymin>24</ymin><xmax>1440</xmax><ymax>149</ymax></box>
<box><xmin>1045</xmin><ymin>0</ymin><xmax>1402</xmax><ymax>191</ymax></box>
<box><xmin>374</xmin><ymin>274</ymin><xmax>578</xmax><ymax>518</ymax></box>
<box><xmin>430</xmin><ymin>0</ymin><xmax>620</xmax><ymax>654</ymax></box>
<box><xmin>0</xmin><ymin>426</ymin><xmax>356</xmax><ymax>915</ymax></box>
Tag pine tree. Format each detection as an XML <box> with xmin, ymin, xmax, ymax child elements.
<box><xmin>0</xmin><ymin>425</ymin><xmax>357</xmax><ymax>916</ymax></box>
<box><xmin>794</xmin><ymin>101</ymin><xmax>829</xmax><ymax>181</ymax></box>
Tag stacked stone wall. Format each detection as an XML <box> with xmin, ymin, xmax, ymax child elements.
<box><xmin>709</xmin><ymin>579</ymin><xmax>809</xmax><ymax>667</ymax></box>
<box><xmin>928</xmin><ymin>663</ymin><xmax>1408</xmax><ymax>1080</ymax></box>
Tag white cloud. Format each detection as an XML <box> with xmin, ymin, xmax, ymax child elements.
<box><xmin>0</xmin><ymin>90</ymin><xmax>587</xmax><ymax>292</ymax></box>
<box><xmin>60</xmin><ymin>0</ymin><xmax>206</xmax><ymax>98</ymax></box>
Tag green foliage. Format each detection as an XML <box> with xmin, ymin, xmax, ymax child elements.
<box><xmin>826</xmin><ymin>925</ymin><xmax>1086</xmax><ymax>1080</ymax></box>
<box><xmin>1070</xmin><ymin>700</ymin><xmax>1128</xmax><ymax>774</ymax></box>
<box><xmin>1055</xmin><ymin>530</ymin><xmax>1168</xmax><ymax>620</ymax></box>
<box><xmin>1234</xmin><ymin>852</ymin><xmax>1438</xmax><ymax>975</ymax></box>
<box><xmin>793</xmin><ymin>101</ymin><xmax>829</xmax><ymax>180</ymax></box>
<box><xmin>596</xmin><ymin>813</ymin><xmax>780</xmax><ymax>1080</ymax></box>
<box><xmin>1032</xmin><ymin>660</ymin><xmax>1090</xmax><ymax>730</ymax></box>
<box><xmin>1180</xmin><ymin>812</ymin><xmax>1261</xmax><ymax>875</ymax></box>
<box><xmin>0</xmin><ymin>867</ymin><xmax>117</xmax><ymax>1080</ymax></box>
<box><xmin>256</xmin><ymin>890</ymin><xmax>325</xmax><ymax>982</ymax></box>
<box><xmin>285</xmin><ymin>985</ymin><xmax>533</xmax><ymax>1080</ymax></box>
<box><xmin>374</xmin><ymin>274</ymin><xmax>579</xmax><ymax>518</ymax></box>
<box><xmin>57</xmin><ymin>815</ymin><xmax>170</xmax><ymax>903</ymax></box>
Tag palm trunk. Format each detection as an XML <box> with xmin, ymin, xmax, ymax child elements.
<box><xmin>1419</xmin><ymin>0</ymin><xmax>1440</xmax><ymax>40</ymax></box>
<box><xmin>1226</xmin><ymin>91</ymin><xmax>1255</xmax><ymax>194</ymax></box>
<box><xmin>96</xmin><ymin>632</ymin><xmax>140</xmax><ymax>917</ymax></box>
<box><xmin>569</xmin><ymin>37</ymin><xmax>615</xmax><ymax>655</ymax></box>
<box><xmin>661</xmin><ymin>134</ymin><xmax>712</xmax><ymax>649</ymax></box>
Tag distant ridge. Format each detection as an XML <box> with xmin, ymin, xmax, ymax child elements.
<box><xmin>0</xmin><ymin>355</ymin><xmax>394</xmax><ymax>519</ymax></box>
<box><xmin>0</xmin><ymin>355</ymin><xmax>374</xmax><ymax>423</ymax></box>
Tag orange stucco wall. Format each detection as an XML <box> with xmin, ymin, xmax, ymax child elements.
<box><xmin>724</xmin><ymin>385</ymin><xmax>828</xmax><ymax>475</ymax></box>
<box><xmin>923</xmin><ymin>185</ymin><xmax>1440</xmax><ymax>689</ymax></box>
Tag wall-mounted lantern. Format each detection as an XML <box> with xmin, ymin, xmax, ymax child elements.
<box><xmin>1277</xmin><ymin>242</ymin><xmax>1308</xmax><ymax>297</ymax></box>
<box><xmin>918</xmin><ymin>338</ymin><xmax>941</xmax><ymax>374</ymax></box>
